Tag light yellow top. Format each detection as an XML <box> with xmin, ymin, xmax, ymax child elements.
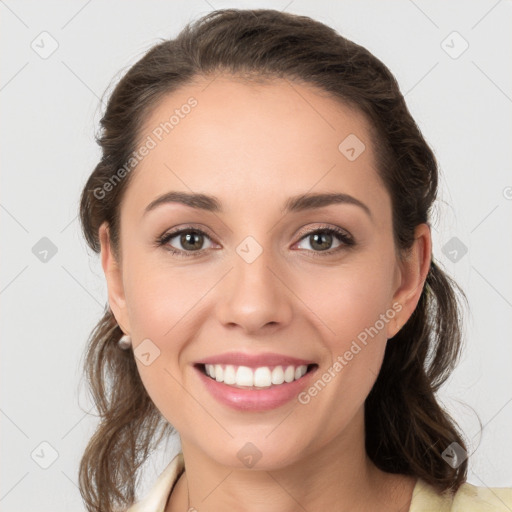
<box><xmin>126</xmin><ymin>452</ymin><xmax>512</xmax><ymax>512</ymax></box>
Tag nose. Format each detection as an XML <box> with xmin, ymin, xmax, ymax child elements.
<box><xmin>215</xmin><ymin>244</ymin><xmax>293</xmax><ymax>334</ymax></box>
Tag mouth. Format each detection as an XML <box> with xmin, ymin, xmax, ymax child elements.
<box><xmin>192</xmin><ymin>351</ymin><xmax>320</xmax><ymax>411</ymax></box>
<box><xmin>194</xmin><ymin>362</ymin><xmax>319</xmax><ymax>390</ymax></box>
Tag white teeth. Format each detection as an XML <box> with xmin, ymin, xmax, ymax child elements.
<box><xmin>284</xmin><ymin>365</ymin><xmax>295</xmax><ymax>383</ymax></box>
<box><xmin>223</xmin><ymin>365</ymin><xmax>236</xmax><ymax>385</ymax></box>
<box><xmin>235</xmin><ymin>366</ymin><xmax>253</xmax><ymax>386</ymax></box>
<box><xmin>295</xmin><ymin>366</ymin><xmax>307</xmax><ymax>380</ymax></box>
<box><xmin>271</xmin><ymin>366</ymin><xmax>285</xmax><ymax>385</ymax></box>
<box><xmin>254</xmin><ymin>367</ymin><xmax>272</xmax><ymax>388</ymax></box>
<box><xmin>203</xmin><ymin>364</ymin><xmax>309</xmax><ymax>388</ymax></box>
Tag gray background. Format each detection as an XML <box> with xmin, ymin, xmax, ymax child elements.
<box><xmin>1</xmin><ymin>0</ymin><xmax>511</xmax><ymax>510</ymax></box>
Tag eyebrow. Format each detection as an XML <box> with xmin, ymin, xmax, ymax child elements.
<box><xmin>144</xmin><ymin>191</ymin><xmax>372</xmax><ymax>219</ymax></box>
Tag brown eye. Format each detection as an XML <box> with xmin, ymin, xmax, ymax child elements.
<box><xmin>295</xmin><ymin>227</ymin><xmax>354</xmax><ymax>255</ymax></box>
<box><xmin>177</xmin><ymin>231</ymin><xmax>205</xmax><ymax>251</ymax></box>
<box><xmin>157</xmin><ymin>228</ymin><xmax>215</xmax><ymax>256</ymax></box>
<box><xmin>308</xmin><ymin>231</ymin><xmax>335</xmax><ymax>251</ymax></box>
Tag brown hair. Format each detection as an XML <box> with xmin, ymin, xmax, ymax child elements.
<box><xmin>78</xmin><ymin>8</ymin><xmax>472</xmax><ymax>512</ymax></box>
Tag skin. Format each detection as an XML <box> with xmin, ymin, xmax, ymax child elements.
<box><xmin>99</xmin><ymin>75</ymin><xmax>431</xmax><ymax>512</ymax></box>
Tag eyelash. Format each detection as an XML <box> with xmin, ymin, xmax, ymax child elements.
<box><xmin>155</xmin><ymin>224</ymin><xmax>355</xmax><ymax>259</ymax></box>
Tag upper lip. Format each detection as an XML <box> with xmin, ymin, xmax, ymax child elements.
<box><xmin>195</xmin><ymin>351</ymin><xmax>316</xmax><ymax>368</ymax></box>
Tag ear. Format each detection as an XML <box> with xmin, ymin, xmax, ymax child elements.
<box><xmin>387</xmin><ymin>223</ymin><xmax>432</xmax><ymax>338</ymax></box>
<box><xmin>98</xmin><ymin>221</ymin><xmax>131</xmax><ymax>334</ymax></box>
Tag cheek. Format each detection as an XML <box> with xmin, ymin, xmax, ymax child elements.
<box><xmin>124</xmin><ymin>262</ymin><xmax>210</xmax><ymax>338</ymax></box>
<box><xmin>122</xmin><ymin>262</ymin><xmax>221</xmax><ymax>421</ymax></box>
<box><xmin>296</xmin><ymin>257</ymin><xmax>395</xmax><ymax>343</ymax></box>
<box><xmin>294</xmin><ymin>258</ymin><xmax>396</xmax><ymax>407</ymax></box>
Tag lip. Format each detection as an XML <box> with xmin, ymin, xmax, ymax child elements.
<box><xmin>194</xmin><ymin>362</ymin><xmax>318</xmax><ymax>411</ymax></box>
<box><xmin>195</xmin><ymin>351</ymin><xmax>316</xmax><ymax>368</ymax></box>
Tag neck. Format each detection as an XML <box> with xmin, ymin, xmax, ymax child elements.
<box><xmin>167</xmin><ymin>408</ymin><xmax>415</xmax><ymax>512</ymax></box>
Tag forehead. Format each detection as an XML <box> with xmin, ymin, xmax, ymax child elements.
<box><xmin>122</xmin><ymin>76</ymin><xmax>389</xmax><ymax>221</ymax></box>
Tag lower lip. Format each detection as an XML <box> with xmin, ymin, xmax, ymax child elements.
<box><xmin>195</xmin><ymin>365</ymin><xmax>318</xmax><ymax>411</ymax></box>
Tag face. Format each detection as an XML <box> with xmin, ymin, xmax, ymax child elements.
<box><xmin>100</xmin><ymin>75</ymin><xmax>430</xmax><ymax>470</ymax></box>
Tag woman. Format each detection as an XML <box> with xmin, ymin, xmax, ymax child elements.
<box><xmin>77</xmin><ymin>8</ymin><xmax>512</xmax><ymax>512</ymax></box>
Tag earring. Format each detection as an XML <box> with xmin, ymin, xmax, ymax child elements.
<box><xmin>118</xmin><ymin>334</ymin><xmax>132</xmax><ymax>350</ymax></box>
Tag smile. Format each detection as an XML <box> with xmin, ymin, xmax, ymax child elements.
<box><xmin>201</xmin><ymin>363</ymin><xmax>314</xmax><ymax>388</ymax></box>
<box><xmin>194</xmin><ymin>362</ymin><xmax>318</xmax><ymax>411</ymax></box>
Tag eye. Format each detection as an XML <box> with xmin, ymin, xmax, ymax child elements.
<box><xmin>155</xmin><ymin>224</ymin><xmax>355</xmax><ymax>258</ymax></box>
<box><xmin>156</xmin><ymin>227</ymin><xmax>215</xmax><ymax>257</ymax></box>
<box><xmin>294</xmin><ymin>225</ymin><xmax>354</xmax><ymax>255</ymax></box>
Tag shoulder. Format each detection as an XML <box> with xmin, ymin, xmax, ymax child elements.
<box><xmin>452</xmin><ymin>481</ymin><xmax>512</xmax><ymax>511</ymax></box>
<box><xmin>410</xmin><ymin>478</ymin><xmax>512</xmax><ymax>512</ymax></box>
<box><xmin>125</xmin><ymin>452</ymin><xmax>185</xmax><ymax>512</ymax></box>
